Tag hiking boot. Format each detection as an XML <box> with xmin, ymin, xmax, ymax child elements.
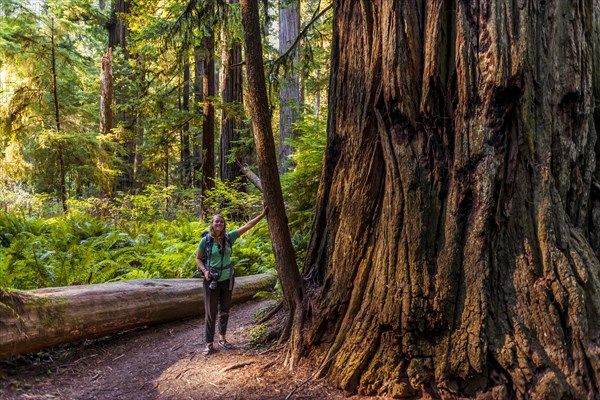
<box><xmin>218</xmin><ymin>340</ymin><xmax>234</xmax><ymax>350</ymax></box>
<box><xmin>202</xmin><ymin>343</ymin><xmax>214</xmax><ymax>356</ymax></box>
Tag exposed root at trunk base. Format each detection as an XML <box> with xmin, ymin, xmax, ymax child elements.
<box><xmin>283</xmin><ymin>305</ymin><xmax>304</xmax><ymax>369</ymax></box>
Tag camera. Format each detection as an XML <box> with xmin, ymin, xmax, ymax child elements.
<box><xmin>208</xmin><ymin>267</ymin><xmax>220</xmax><ymax>290</ymax></box>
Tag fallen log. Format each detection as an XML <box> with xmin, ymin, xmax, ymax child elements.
<box><xmin>0</xmin><ymin>273</ymin><xmax>276</xmax><ymax>359</ymax></box>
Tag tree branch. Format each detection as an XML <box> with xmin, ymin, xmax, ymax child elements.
<box><xmin>240</xmin><ymin>163</ymin><xmax>263</xmax><ymax>192</ymax></box>
<box><xmin>269</xmin><ymin>2</ymin><xmax>333</xmax><ymax>73</ymax></box>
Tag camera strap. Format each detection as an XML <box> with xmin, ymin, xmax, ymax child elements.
<box><xmin>206</xmin><ymin>233</ymin><xmax>233</xmax><ymax>286</ymax></box>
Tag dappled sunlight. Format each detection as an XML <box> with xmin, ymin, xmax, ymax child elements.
<box><xmin>154</xmin><ymin>351</ymin><xmax>286</xmax><ymax>399</ymax></box>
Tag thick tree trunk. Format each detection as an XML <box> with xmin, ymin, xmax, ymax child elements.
<box><xmin>278</xmin><ymin>0</ymin><xmax>301</xmax><ymax>173</ymax></box>
<box><xmin>220</xmin><ymin>4</ymin><xmax>246</xmax><ymax>184</ymax></box>
<box><xmin>240</xmin><ymin>0</ymin><xmax>304</xmax><ymax>367</ymax></box>
<box><xmin>0</xmin><ymin>274</ymin><xmax>276</xmax><ymax>359</ymax></box>
<box><xmin>303</xmin><ymin>1</ymin><xmax>600</xmax><ymax>399</ymax></box>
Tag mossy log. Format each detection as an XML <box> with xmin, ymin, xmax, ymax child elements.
<box><xmin>0</xmin><ymin>273</ymin><xmax>276</xmax><ymax>359</ymax></box>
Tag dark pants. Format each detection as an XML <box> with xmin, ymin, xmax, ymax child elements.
<box><xmin>203</xmin><ymin>278</ymin><xmax>233</xmax><ymax>343</ymax></box>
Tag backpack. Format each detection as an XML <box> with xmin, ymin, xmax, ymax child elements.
<box><xmin>199</xmin><ymin>231</ymin><xmax>235</xmax><ymax>289</ymax></box>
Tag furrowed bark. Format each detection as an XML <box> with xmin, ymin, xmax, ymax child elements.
<box><xmin>303</xmin><ymin>1</ymin><xmax>600</xmax><ymax>398</ymax></box>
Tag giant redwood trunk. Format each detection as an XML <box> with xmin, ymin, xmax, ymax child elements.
<box><xmin>303</xmin><ymin>1</ymin><xmax>600</xmax><ymax>399</ymax></box>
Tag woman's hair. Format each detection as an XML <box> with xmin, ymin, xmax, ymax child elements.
<box><xmin>209</xmin><ymin>214</ymin><xmax>227</xmax><ymax>239</ymax></box>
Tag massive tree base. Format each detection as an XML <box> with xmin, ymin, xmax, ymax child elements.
<box><xmin>0</xmin><ymin>273</ymin><xmax>276</xmax><ymax>359</ymax></box>
<box><xmin>302</xmin><ymin>1</ymin><xmax>600</xmax><ymax>399</ymax></box>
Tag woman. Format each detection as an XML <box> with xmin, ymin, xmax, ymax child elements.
<box><xmin>196</xmin><ymin>208</ymin><xmax>267</xmax><ymax>356</ymax></box>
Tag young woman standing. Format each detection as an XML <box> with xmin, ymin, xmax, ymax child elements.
<box><xmin>196</xmin><ymin>208</ymin><xmax>267</xmax><ymax>355</ymax></box>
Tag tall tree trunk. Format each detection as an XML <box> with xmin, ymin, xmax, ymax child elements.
<box><xmin>164</xmin><ymin>141</ymin><xmax>169</xmax><ymax>189</ymax></box>
<box><xmin>50</xmin><ymin>18</ymin><xmax>67</xmax><ymax>213</ymax></box>
<box><xmin>278</xmin><ymin>0</ymin><xmax>300</xmax><ymax>173</ymax></box>
<box><xmin>193</xmin><ymin>45</ymin><xmax>204</xmax><ymax>190</ymax></box>
<box><xmin>202</xmin><ymin>30</ymin><xmax>216</xmax><ymax>209</ymax></box>
<box><xmin>108</xmin><ymin>0</ymin><xmax>134</xmax><ymax>192</ymax></box>
<box><xmin>108</xmin><ymin>0</ymin><xmax>130</xmax><ymax>57</ymax></box>
<box><xmin>100</xmin><ymin>48</ymin><xmax>113</xmax><ymax>135</ymax></box>
<box><xmin>220</xmin><ymin>3</ymin><xmax>245</xmax><ymax>184</ymax></box>
<box><xmin>133</xmin><ymin>116</ymin><xmax>144</xmax><ymax>192</ymax></box>
<box><xmin>240</xmin><ymin>0</ymin><xmax>304</xmax><ymax>367</ymax></box>
<box><xmin>314</xmin><ymin>71</ymin><xmax>320</xmax><ymax>117</ymax></box>
<box><xmin>303</xmin><ymin>1</ymin><xmax>600</xmax><ymax>399</ymax></box>
<box><xmin>182</xmin><ymin>57</ymin><xmax>192</xmax><ymax>188</ymax></box>
<box><xmin>99</xmin><ymin>49</ymin><xmax>114</xmax><ymax>197</ymax></box>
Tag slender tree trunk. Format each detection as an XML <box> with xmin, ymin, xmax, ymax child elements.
<box><xmin>193</xmin><ymin>45</ymin><xmax>204</xmax><ymax>190</ymax></box>
<box><xmin>164</xmin><ymin>141</ymin><xmax>169</xmax><ymax>189</ymax></box>
<box><xmin>240</xmin><ymin>0</ymin><xmax>304</xmax><ymax>367</ymax></box>
<box><xmin>50</xmin><ymin>18</ymin><xmax>67</xmax><ymax>213</ymax></box>
<box><xmin>99</xmin><ymin>48</ymin><xmax>114</xmax><ymax>196</ymax></box>
<box><xmin>303</xmin><ymin>1</ymin><xmax>600</xmax><ymax>399</ymax></box>
<box><xmin>278</xmin><ymin>0</ymin><xmax>300</xmax><ymax>173</ymax></box>
<box><xmin>108</xmin><ymin>0</ymin><xmax>134</xmax><ymax>192</ymax></box>
<box><xmin>202</xmin><ymin>30</ymin><xmax>216</xmax><ymax>208</ymax></box>
<box><xmin>182</xmin><ymin>55</ymin><xmax>191</xmax><ymax>188</ymax></box>
<box><xmin>100</xmin><ymin>48</ymin><xmax>113</xmax><ymax>135</ymax></box>
<box><xmin>133</xmin><ymin>116</ymin><xmax>143</xmax><ymax>191</ymax></box>
<box><xmin>220</xmin><ymin>3</ymin><xmax>245</xmax><ymax>184</ymax></box>
<box><xmin>314</xmin><ymin>71</ymin><xmax>320</xmax><ymax>117</ymax></box>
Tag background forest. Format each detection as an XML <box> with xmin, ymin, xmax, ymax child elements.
<box><xmin>0</xmin><ymin>0</ymin><xmax>331</xmax><ymax>290</ymax></box>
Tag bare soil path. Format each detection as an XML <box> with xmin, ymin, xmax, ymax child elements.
<box><xmin>0</xmin><ymin>298</ymin><xmax>351</xmax><ymax>400</ymax></box>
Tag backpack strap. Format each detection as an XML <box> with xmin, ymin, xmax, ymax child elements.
<box><xmin>206</xmin><ymin>233</ymin><xmax>234</xmax><ymax>288</ymax></box>
<box><xmin>204</xmin><ymin>234</ymin><xmax>214</xmax><ymax>268</ymax></box>
<box><xmin>224</xmin><ymin>233</ymin><xmax>234</xmax><ymax>290</ymax></box>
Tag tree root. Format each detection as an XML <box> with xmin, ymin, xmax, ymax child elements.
<box><xmin>257</xmin><ymin>301</ymin><xmax>283</xmax><ymax>324</ymax></box>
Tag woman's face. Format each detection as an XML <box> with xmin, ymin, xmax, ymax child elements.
<box><xmin>212</xmin><ymin>216</ymin><xmax>225</xmax><ymax>234</ymax></box>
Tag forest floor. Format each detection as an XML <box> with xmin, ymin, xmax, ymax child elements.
<box><xmin>0</xmin><ymin>298</ymin><xmax>382</xmax><ymax>400</ymax></box>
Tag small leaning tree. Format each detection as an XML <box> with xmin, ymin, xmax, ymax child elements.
<box><xmin>239</xmin><ymin>0</ymin><xmax>305</xmax><ymax>366</ymax></box>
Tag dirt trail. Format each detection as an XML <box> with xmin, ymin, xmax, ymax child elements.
<box><xmin>0</xmin><ymin>298</ymin><xmax>352</xmax><ymax>400</ymax></box>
